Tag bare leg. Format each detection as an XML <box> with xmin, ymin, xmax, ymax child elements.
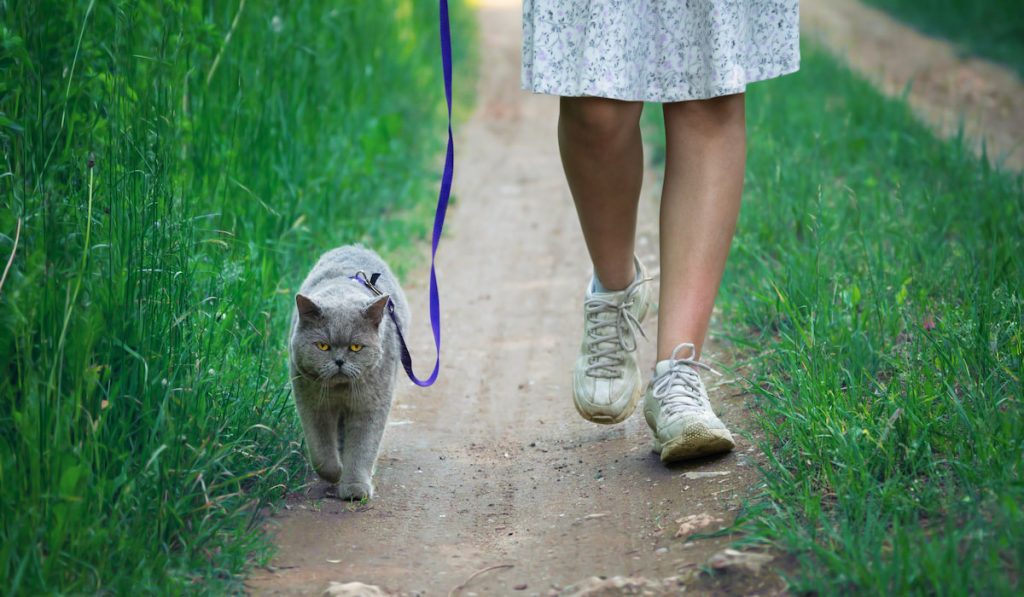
<box><xmin>558</xmin><ymin>97</ymin><xmax>645</xmax><ymax>290</ymax></box>
<box><xmin>657</xmin><ymin>94</ymin><xmax>746</xmax><ymax>360</ymax></box>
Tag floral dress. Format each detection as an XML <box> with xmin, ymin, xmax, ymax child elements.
<box><xmin>522</xmin><ymin>0</ymin><xmax>800</xmax><ymax>102</ymax></box>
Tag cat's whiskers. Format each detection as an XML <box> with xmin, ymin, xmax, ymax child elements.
<box><xmin>315</xmin><ymin>362</ymin><xmax>333</xmax><ymax>382</ymax></box>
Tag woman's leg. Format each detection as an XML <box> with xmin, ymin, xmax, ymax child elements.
<box><xmin>560</xmin><ymin>96</ymin><xmax>652</xmax><ymax>425</ymax></box>
<box><xmin>657</xmin><ymin>93</ymin><xmax>746</xmax><ymax>360</ymax></box>
<box><xmin>558</xmin><ymin>96</ymin><xmax>645</xmax><ymax>290</ymax></box>
<box><xmin>641</xmin><ymin>93</ymin><xmax>745</xmax><ymax>462</ymax></box>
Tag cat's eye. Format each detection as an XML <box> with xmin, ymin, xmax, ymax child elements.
<box><xmin>314</xmin><ymin>342</ymin><xmax>330</xmax><ymax>351</ymax></box>
<box><xmin>349</xmin><ymin>343</ymin><xmax>363</xmax><ymax>352</ymax></box>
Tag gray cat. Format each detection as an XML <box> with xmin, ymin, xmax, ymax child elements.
<box><xmin>288</xmin><ymin>245</ymin><xmax>410</xmax><ymax>500</ymax></box>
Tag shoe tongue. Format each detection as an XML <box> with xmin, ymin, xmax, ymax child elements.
<box><xmin>590</xmin><ymin>286</ymin><xmax>627</xmax><ymax>299</ymax></box>
<box><xmin>655</xmin><ymin>358</ymin><xmax>698</xmax><ymax>378</ymax></box>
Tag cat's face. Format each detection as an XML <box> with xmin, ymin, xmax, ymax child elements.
<box><xmin>290</xmin><ymin>290</ymin><xmax>390</xmax><ymax>384</ymax></box>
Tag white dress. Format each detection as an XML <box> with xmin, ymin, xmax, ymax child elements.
<box><xmin>522</xmin><ymin>0</ymin><xmax>800</xmax><ymax>102</ymax></box>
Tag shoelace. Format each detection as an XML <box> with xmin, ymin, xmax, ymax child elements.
<box><xmin>583</xmin><ymin>285</ymin><xmax>648</xmax><ymax>379</ymax></box>
<box><xmin>651</xmin><ymin>343</ymin><xmax>721</xmax><ymax>416</ymax></box>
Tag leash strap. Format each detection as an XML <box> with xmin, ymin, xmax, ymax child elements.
<box><xmin>351</xmin><ymin>1</ymin><xmax>453</xmax><ymax>388</ymax></box>
<box><xmin>413</xmin><ymin>0</ymin><xmax>454</xmax><ymax>387</ymax></box>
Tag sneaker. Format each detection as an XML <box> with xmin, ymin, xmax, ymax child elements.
<box><xmin>572</xmin><ymin>257</ymin><xmax>653</xmax><ymax>424</ymax></box>
<box><xmin>643</xmin><ymin>343</ymin><xmax>735</xmax><ymax>462</ymax></box>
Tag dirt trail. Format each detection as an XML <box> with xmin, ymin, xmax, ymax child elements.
<box><xmin>247</xmin><ymin>2</ymin><xmax>766</xmax><ymax>596</ymax></box>
<box><xmin>803</xmin><ymin>0</ymin><xmax>1024</xmax><ymax>171</ymax></box>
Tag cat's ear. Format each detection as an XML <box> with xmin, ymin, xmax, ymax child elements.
<box><xmin>363</xmin><ymin>294</ymin><xmax>390</xmax><ymax>327</ymax></box>
<box><xmin>295</xmin><ymin>294</ymin><xmax>322</xmax><ymax>321</ymax></box>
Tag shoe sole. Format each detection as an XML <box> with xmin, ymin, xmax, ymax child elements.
<box><xmin>573</xmin><ymin>382</ymin><xmax>643</xmax><ymax>425</ymax></box>
<box><xmin>654</xmin><ymin>427</ymin><xmax>735</xmax><ymax>463</ymax></box>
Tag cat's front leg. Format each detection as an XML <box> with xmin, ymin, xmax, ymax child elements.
<box><xmin>337</xmin><ymin>408</ymin><xmax>388</xmax><ymax>500</ymax></box>
<box><xmin>294</xmin><ymin>397</ymin><xmax>343</xmax><ymax>484</ymax></box>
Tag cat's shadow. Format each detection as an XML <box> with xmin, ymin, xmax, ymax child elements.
<box><xmin>299</xmin><ymin>479</ymin><xmax>368</xmax><ymax>505</ymax></box>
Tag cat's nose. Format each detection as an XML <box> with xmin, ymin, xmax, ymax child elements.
<box><xmin>334</xmin><ymin>359</ymin><xmax>344</xmax><ymax>368</ymax></box>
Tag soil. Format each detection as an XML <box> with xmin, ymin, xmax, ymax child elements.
<box><xmin>247</xmin><ymin>1</ymin><xmax>1022</xmax><ymax>595</ymax></box>
<box><xmin>803</xmin><ymin>0</ymin><xmax>1024</xmax><ymax>171</ymax></box>
<box><xmin>246</xmin><ymin>2</ymin><xmax>775</xmax><ymax>596</ymax></box>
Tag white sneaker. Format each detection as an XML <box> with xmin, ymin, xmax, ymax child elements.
<box><xmin>572</xmin><ymin>257</ymin><xmax>653</xmax><ymax>424</ymax></box>
<box><xmin>643</xmin><ymin>343</ymin><xmax>735</xmax><ymax>462</ymax></box>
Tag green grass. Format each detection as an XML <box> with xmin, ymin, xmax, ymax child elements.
<box><xmin>863</xmin><ymin>0</ymin><xmax>1024</xmax><ymax>75</ymax></box>
<box><xmin>646</xmin><ymin>42</ymin><xmax>1022</xmax><ymax>593</ymax></box>
<box><xmin>0</xmin><ymin>0</ymin><xmax>475</xmax><ymax>593</ymax></box>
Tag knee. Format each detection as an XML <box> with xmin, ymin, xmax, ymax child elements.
<box><xmin>663</xmin><ymin>94</ymin><xmax>745</xmax><ymax>135</ymax></box>
<box><xmin>559</xmin><ymin>97</ymin><xmax>642</xmax><ymax>146</ymax></box>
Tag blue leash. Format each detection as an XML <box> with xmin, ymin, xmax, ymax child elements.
<box><xmin>352</xmin><ymin>1</ymin><xmax>453</xmax><ymax>387</ymax></box>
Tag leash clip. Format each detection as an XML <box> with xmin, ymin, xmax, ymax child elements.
<box><xmin>353</xmin><ymin>271</ymin><xmax>385</xmax><ymax>296</ymax></box>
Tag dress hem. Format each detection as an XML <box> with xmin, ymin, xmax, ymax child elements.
<box><xmin>520</xmin><ymin>63</ymin><xmax>801</xmax><ymax>103</ymax></box>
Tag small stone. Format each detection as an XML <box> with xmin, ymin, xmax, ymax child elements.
<box><xmin>513</xmin><ymin>583</ymin><xmax>528</xmax><ymax>590</ymax></box>
<box><xmin>680</xmin><ymin>471</ymin><xmax>730</xmax><ymax>479</ymax></box>
<box><xmin>707</xmin><ymin>548</ymin><xmax>774</xmax><ymax>574</ymax></box>
<box><xmin>323</xmin><ymin>581</ymin><xmax>390</xmax><ymax>597</ymax></box>
<box><xmin>674</xmin><ymin>513</ymin><xmax>724</xmax><ymax>538</ymax></box>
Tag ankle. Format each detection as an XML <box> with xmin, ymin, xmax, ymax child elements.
<box><xmin>656</xmin><ymin>341</ymin><xmax>703</xmax><ymax>363</ymax></box>
<box><xmin>592</xmin><ymin>264</ymin><xmax>639</xmax><ymax>293</ymax></box>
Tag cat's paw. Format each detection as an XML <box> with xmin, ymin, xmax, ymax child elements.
<box><xmin>335</xmin><ymin>481</ymin><xmax>373</xmax><ymax>501</ymax></box>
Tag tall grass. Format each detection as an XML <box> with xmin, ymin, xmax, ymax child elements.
<box><xmin>863</xmin><ymin>0</ymin><xmax>1024</xmax><ymax>75</ymax></box>
<box><xmin>646</xmin><ymin>42</ymin><xmax>1022</xmax><ymax>593</ymax></box>
<box><xmin>0</xmin><ymin>0</ymin><xmax>474</xmax><ymax>593</ymax></box>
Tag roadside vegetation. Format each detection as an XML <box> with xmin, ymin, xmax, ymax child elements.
<box><xmin>864</xmin><ymin>0</ymin><xmax>1024</xmax><ymax>75</ymax></box>
<box><xmin>646</xmin><ymin>42</ymin><xmax>1022</xmax><ymax>593</ymax></box>
<box><xmin>0</xmin><ymin>0</ymin><xmax>474</xmax><ymax>593</ymax></box>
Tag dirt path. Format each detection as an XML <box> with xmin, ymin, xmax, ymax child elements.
<box><xmin>246</xmin><ymin>2</ymin><xmax>768</xmax><ymax>596</ymax></box>
<box><xmin>803</xmin><ymin>0</ymin><xmax>1024</xmax><ymax>171</ymax></box>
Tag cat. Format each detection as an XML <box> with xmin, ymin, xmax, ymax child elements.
<box><xmin>288</xmin><ymin>245</ymin><xmax>410</xmax><ymax>500</ymax></box>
